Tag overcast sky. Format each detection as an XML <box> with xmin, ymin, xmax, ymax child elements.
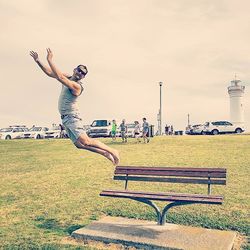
<box><xmin>0</xmin><ymin>0</ymin><xmax>249</xmax><ymax>131</ymax></box>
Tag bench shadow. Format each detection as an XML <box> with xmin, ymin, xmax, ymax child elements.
<box><xmin>35</xmin><ymin>216</ymin><xmax>85</xmax><ymax>235</ymax></box>
<box><xmin>34</xmin><ymin>216</ymin><xmax>160</xmax><ymax>239</ymax></box>
<box><xmin>87</xmin><ymin>222</ymin><xmax>160</xmax><ymax>239</ymax></box>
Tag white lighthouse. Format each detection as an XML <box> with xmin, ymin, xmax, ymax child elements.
<box><xmin>227</xmin><ymin>77</ymin><xmax>245</xmax><ymax>126</ymax></box>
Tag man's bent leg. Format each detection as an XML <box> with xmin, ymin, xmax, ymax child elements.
<box><xmin>75</xmin><ymin>132</ymin><xmax>120</xmax><ymax>165</ymax></box>
<box><xmin>74</xmin><ymin>140</ymin><xmax>115</xmax><ymax>165</ymax></box>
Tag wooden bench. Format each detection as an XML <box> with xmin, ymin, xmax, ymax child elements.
<box><xmin>100</xmin><ymin>166</ymin><xmax>227</xmax><ymax>225</ymax></box>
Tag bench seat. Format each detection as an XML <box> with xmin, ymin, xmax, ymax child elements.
<box><xmin>100</xmin><ymin>190</ymin><xmax>223</xmax><ymax>204</ymax></box>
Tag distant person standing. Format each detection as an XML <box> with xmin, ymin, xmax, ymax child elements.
<box><xmin>170</xmin><ymin>125</ymin><xmax>174</xmax><ymax>135</ymax></box>
<box><xmin>111</xmin><ymin>120</ymin><xmax>117</xmax><ymax>141</ymax></box>
<box><xmin>120</xmin><ymin>119</ymin><xmax>128</xmax><ymax>143</ymax></box>
<box><xmin>134</xmin><ymin>121</ymin><xmax>141</xmax><ymax>143</ymax></box>
<box><xmin>142</xmin><ymin>117</ymin><xmax>150</xmax><ymax>143</ymax></box>
<box><xmin>165</xmin><ymin>124</ymin><xmax>169</xmax><ymax>135</ymax></box>
<box><xmin>30</xmin><ymin>49</ymin><xmax>119</xmax><ymax>165</ymax></box>
<box><xmin>59</xmin><ymin>124</ymin><xmax>64</xmax><ymax>138</ymax></box>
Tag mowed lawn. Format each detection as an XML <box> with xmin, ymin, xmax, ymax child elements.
<box><xmin>0</xmin><ymin>135</ymin><xmax>249</xmax><ymax>249</ymax></box>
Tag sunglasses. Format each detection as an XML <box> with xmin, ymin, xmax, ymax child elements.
<box><xmin>76</xmin><ymin>67</ymin><xmax>86</xmax><ymax>75</ymax></box>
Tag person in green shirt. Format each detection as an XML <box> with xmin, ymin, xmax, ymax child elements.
<box><xmin>111</xmin><ymin>120</ymin><xmax>117</xmax><ymax>141</ymax></box>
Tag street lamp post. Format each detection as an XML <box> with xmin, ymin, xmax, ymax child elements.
<box><xmin>159</xmin><ymin>82</ymin><xmax>163</xmax><ymax>135</ymax></box>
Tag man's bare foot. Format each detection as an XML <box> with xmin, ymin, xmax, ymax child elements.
<box><xmin>103</xmin><ymin>152</ymin><xmax>116</xmax><ymax>165</ymax></box>
<box><xmin>110</xmin><ymin>149</ymin><xmax>120</xmax><ymax>165</ymax></box>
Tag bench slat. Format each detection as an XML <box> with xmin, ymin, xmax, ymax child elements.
<box><xmin>102</xmin><ymin>189</ymin><xmax>224</xmax><ymax>198</ymax></box>
<box><xmin>100</xmin><ymin>190</ymin><xmax>223</xmax><ymax>204</ymax></box>
<box><xmin>116</xmin><ymin>166</ymin><xmax>226</xmax><ymax>172</ymax></box>
<box><xmin>115</xmin><ymin>169</ymin><xmax>226</xmax><ymax>178</ymax></box>
<box><xmin>114</xmin><ymin>176</ymin><xmax>226</xmax><ymax>185</ymax></box>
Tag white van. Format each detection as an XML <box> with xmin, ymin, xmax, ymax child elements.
<box><xmin>88</xmin><ymin>119</ymin><xmax>112</xmax><ymax>138</ymax></box>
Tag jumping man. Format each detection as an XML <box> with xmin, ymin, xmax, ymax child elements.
<box><xmin>30</xmin><ymin>49</ymin><xmax>120</xmax><ymax>165</ymax></box>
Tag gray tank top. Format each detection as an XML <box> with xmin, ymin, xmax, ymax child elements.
<box><xmin>58</xmin><ymin>79</ymin><xmax>83</xmax><ymax>115</ymax></box>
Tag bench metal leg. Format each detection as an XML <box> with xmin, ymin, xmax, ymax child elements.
<box><xmin>160</xmin><ymin>201</ymin><xmax>194</xmax><ymax>225</ymax></box>
<box><xmin>131</xmin><ymin>198</ymin><xmax>162</xmax><ymax>224</ymax></box>
<box><xmin>129</xmin><ymin>198</ymin><xmax>195</xmax><ymax>225</ymax></box>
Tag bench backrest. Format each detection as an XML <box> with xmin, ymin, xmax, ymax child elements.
<box><xmin>114</xmin><ymin>166</ymin><xmax>227</xmax><ymax>195</ymax></box>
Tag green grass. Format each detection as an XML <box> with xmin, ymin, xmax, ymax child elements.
<box><xmin>0</xmin><ymin>135</ymin><xmax>249</xmax><ymax>249</ymax></box>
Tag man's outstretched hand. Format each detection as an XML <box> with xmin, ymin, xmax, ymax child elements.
<box><xmin>30</xmin><ymin>51</ymin><xmax>39</xmax><ymax>62</ymax></box>
<box><xmin>46</xmin><ymin>48</ymin><xmax>53</xmax><ymax>61</ymax></box>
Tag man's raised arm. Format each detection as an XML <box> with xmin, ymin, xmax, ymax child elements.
<box><xmin>46</xmin><ymin>48</ymin><xmax>81</xmax><ymax>95</ymax></box>
<box><xmin>30</xmin><ymin>50</ymin><xmax>70</xmax><ymax>78</ymax></box>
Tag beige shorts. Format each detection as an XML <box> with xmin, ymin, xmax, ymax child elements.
<box><xmin>61</xmin><ymin>114</ymin><xmax>85</xmax><ymax>143</ymax></box>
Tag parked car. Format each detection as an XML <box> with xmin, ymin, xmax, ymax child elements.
<box><xmin>127</xmin><ymin>123</ymin><xmax>137</xmax><ymax>137</ymax></box>
<box><xmin>44</xmin><ymin>126</ymin><xmax>61</xmax><ymax>139</ymax></box>
<box><xmin>21</xmin><ymin>127</ymin><xmax>32</xmax><ymax>139</ymax></box>
<box><xmin>203</xmin><ymin>121</ymin><xmax>244</xmax><ymax>135</ymax></box>
<box><xmin>29</xmin><ymin>126</ymin><xmax>49</xmax><ymax>139</ymax></box>
<box><xmin>88</xmin><ymin>119</ymin><xmax>112</xmax><ymax>137</ymax></box>
<box><xmin>0</xmin><ymin>126</ymin><xmax>27</xmax><ymax>140</ymax></box>
<box><xmin>186</xmin><ymin>124</ymin><xmax>205</xmax><ymax>135</ymax></box>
